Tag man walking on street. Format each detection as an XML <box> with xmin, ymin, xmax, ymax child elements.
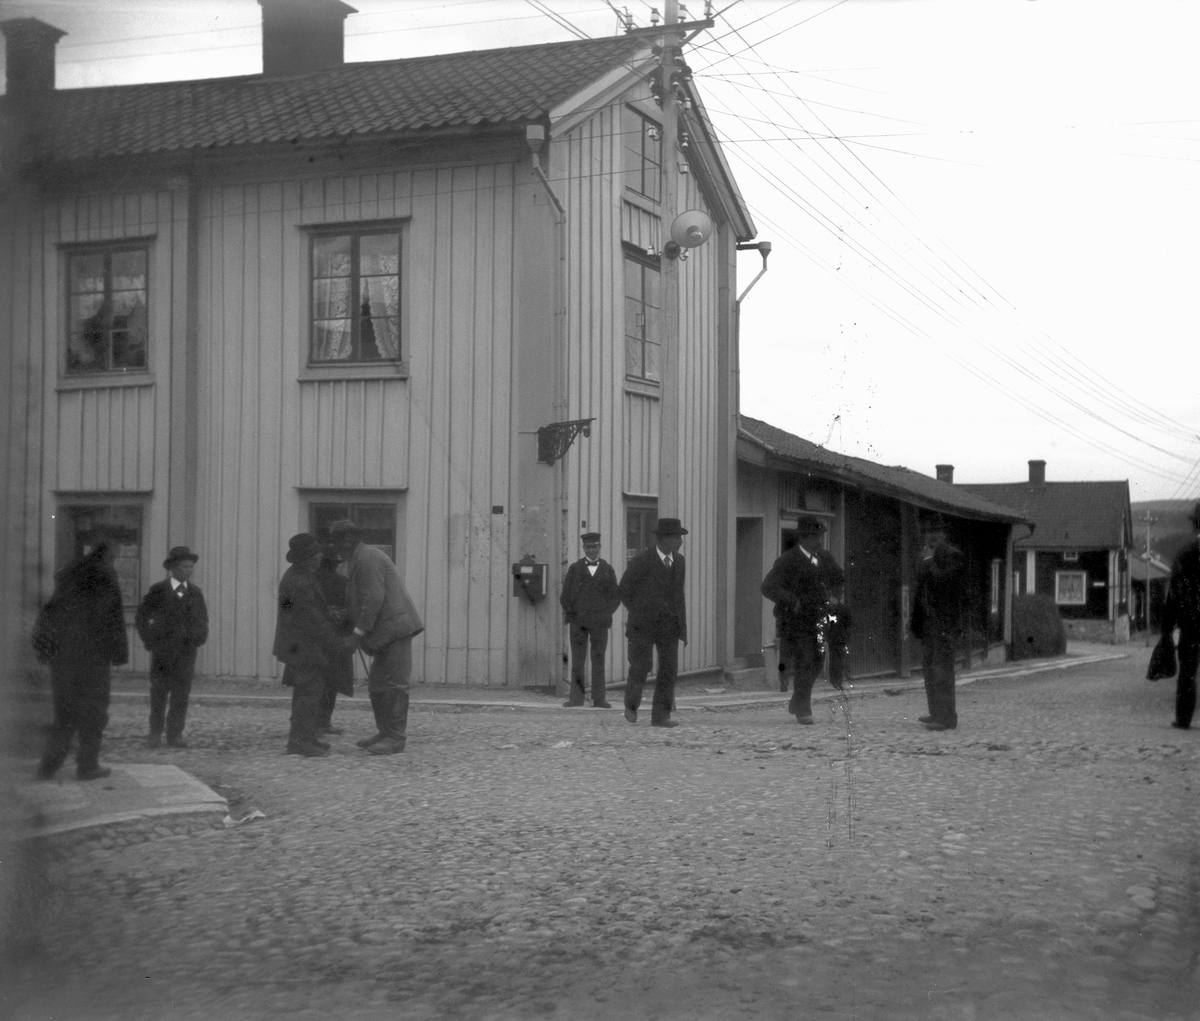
<box><xmin>273</xmin><ymin>533</ymin><xmax>344</xmax><ymax>756</ymax></box>
<box><xmin>559</xmin><ymin>531</ymin><xmax>621</xmax><ymax>708</ymax></box>
<box><xmin>910</xmin><ymin>512</ymin><xmax>966</xmax><ymax>732</ymax></box>
<box><xmin>135</xmin><ymin>546</ymin><xmax>208</xmax><ymax>748</ymax></box>
<box><xmin>331</xmin><ymin>520</ymin><xmax>424</xmax><ymax>754</ymax></box>
<box><xmin>1162</xmin><ymin>501</ymin><xmax>1200</xmax><ymax>730</ymax></box>
<box><xmin>761</xmin><ymin>515</ymin><xmax>845</xmax><ymax>725</ymax></box>
<box><xmin>618</xmin><ymin>518</ymin><xmax>688</xmax><ymax>729</ymax></box>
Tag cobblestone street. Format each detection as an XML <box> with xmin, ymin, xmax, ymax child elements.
<box><xmin>6</xmin><ymin>647</ymin><xmax>1199</xmax><ymax>1021</ymax></box>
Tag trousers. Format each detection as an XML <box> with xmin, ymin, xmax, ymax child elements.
<box><xmin>149</xmin><ymin>649</ymin><xmax>197</xmax><ymax>741</ymax></box>
<box><xmin>780</xmin><ymin>630</ymin><xmax>823</xmax><ymax>718</ymax></box>
<box><xmin>624</xmin><ymin>634</ymin><xmax>678</xmax><ymax>724</ymax></box>
<box><xmin>285</xmin><ymin>664</ymin><xmax>326</xmax><ymax>749</ymax></box>
<box><xmin>567</xmin><ymin>623</ymin><xmax>609</xmax><ymax>705</ymax></box>
<box><xmin>41</xmin><ymin>660</ymin><xmax>111</xmax><ymax>774</ymax></box>
<box><xmin>1177</xmin><ymin>633</ymin><xmax>1198</xmax><ymax>728</ymax></box>
<box><xmin>922</xmin><ymin>637</ymin><xmax>958</xmax><ymax>727</ymax></box>
<box><xmin>367</xmin><ymin>637</ymin><xmax>413</xmax><ymax>739</ymax></box>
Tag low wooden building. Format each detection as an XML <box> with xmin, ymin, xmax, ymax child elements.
<box><xmin>736</xmin><ymin>417</ymin><xmax>1029</xmax><ymax>680</ymax></box>
<box><xmin>0</xmin><ymin>3</ymin><xmax>755</xmax><ymax>688</ymax></box>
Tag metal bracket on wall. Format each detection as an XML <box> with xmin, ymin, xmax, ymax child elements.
<box><xmin>537</xmin><ymin>418</ymin><xmax>595</xmax><ymax>465</ymax></box>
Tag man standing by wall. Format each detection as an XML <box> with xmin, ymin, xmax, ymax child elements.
<box><xmin>1162</xmin><ymin>502</ymin><xmax>1200</xmax><ymax>730</ymax></box>
<box><xmin>559</xmin><ymin>531</ymin><xmax>620</xmax><ymax>708</ymax></box>
<box><xmin>761</xmin><ymin>515</ymin><xmax>845</xmax><ymax>725</ymax></box>
<box><xmin>618</xmin><ymin>518</ymin><xmax>688</xmax><ymax>729</ymax></box>
<box><xmin>910</xmin><ymin>513</ymin><xmax>966</xmax><ymax>732</ymax></box>
<box><xmin>331</xmin><ymin>520</ymin><xmax>423</xmax><ymax>755</ymax></box>
<box><xmin>135</xmin><ymin>546</ymin><xmax>208</xmax><ymax>748</ymax></box>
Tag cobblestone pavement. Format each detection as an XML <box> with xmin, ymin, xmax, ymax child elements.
<box><xmin>5</xmin><ymin>648</ymin><xmax>1198</xmax><ymax>1021</ymax></box>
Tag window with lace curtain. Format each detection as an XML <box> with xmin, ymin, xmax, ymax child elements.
<box><xmin>310</xmin><ymin>228</ymin><xmax>402</xmax><ymax>364</ymax></box>
<box><xmin>65</xmin><ymin>246</ymin><xmax>149</xmax><ymax>375</ymax></box>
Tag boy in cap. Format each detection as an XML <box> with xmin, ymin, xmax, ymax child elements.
<box><xmin>559</xmin><ymin>532</ymin><xmax>621</xmax><ymax>707</ymax></box>
<box><xmin>136</xmin><ymin>546</ymin><xmax>209</xmax><ymax>748</ymax></box>
<box><xmin>618</xmin><ymin>518</ymin><xmax>688</xmax><ymax>728</ymax></box>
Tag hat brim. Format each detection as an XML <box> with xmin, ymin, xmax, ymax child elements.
<box><xmin>652</xmin><ymin>527</ymin><xmax>689</xmax><ymax>536</ymax></box>
<box><xmin>163</xmin><ymin>554</ymin><xmax>199</xmax><ymax>568</ymax></box>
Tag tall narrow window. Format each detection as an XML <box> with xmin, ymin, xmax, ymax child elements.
<box><xmin>624</xmin><ymin>247</ymin><xmax>661</xmax><ymax>382</ymax></box>
<box><xmin>625</xmin><ymin>501</ymin><xmax>659</xmax><ymax>563</ymax></box>
<box><xmin>623</xmin><ymin>106</ymin><xmax>662</xmax><ymax>201</ymax></box>
<box><xmin>66</xmin><ymin>248</ymin><xmax>149</xmax><ymax>374</ymax></box>
<box><xmin>310</xmin><ymin>229</ymin><xmax>401</xmax><ymax>364</ymax></box>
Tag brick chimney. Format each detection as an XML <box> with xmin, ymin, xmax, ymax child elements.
<box><xmin>1</xmin><ymin>18</ymin><xmax>66</xmax><ymax>103</ymax></box>
<box><xmin>259</xmin><ymin>0</ymin><xmax>357</xmax><ymax>77</ymax></box>
<box><xmin>935</xmin><ymin>464</ymin><xmax>954</xmax><ymax>484</ymax></box>
<box><xmin>1028</xmin><ymin>459</ymin><xmax>1046</xmax><ymax>484</ymax></box>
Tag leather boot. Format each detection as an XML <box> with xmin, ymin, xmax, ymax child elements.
<box><xmin>367</xmin><ymin>690</ymin><xmax>408</xmax><ymax>754</ymax></box>
<box><xmin>357</xmin><ymin>690</ymin><xmax>387</xmax><ymax>748</ymax></box>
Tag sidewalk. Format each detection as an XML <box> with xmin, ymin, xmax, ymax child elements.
<box><xmin>11</xmin><ymin>642</ymin><xmax>1131</xmax><ymax>845</ymax></box>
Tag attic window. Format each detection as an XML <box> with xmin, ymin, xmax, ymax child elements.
<box><xmin>1063</xmin><ymin>550</ymin><xmax>1079</xmax><ymax>562</ymax></box>
<box><xmin>623</xmin><ymin>106</ymin><xmax>662</xmax><ymax>202</ymax></box>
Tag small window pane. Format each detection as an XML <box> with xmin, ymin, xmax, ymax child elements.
<box><xmin>313</xmin><ymin>235</ymin><xmax>352</xmax><ymax>278</ymax></box>
<box><xmin>312</xmin><ymin>320</ymin><xmax>352</xmax><ymax>361</ymax></box>
<box><xmin>359</xmin><ymin>233</ymin><xmax>399</xmax><ymax>276</ymax></box>
<box><xmin>313</xmin><ymin>278</ymin><xmax>352</xmax><ymax>320</ymax></box>
<box><xmin>625</xmin><ymin>334</ymin><xmax>642</xmax><ymax>378</ymax></box>
<box><xmin>643</xmin><ymin>340</ymin><xmax>661</xmax><ymax>381</ymax></box>
<box><xmin>111</xmin><ymin>250</ymin><xmax>146</xmax><ymax>290</ymax></box>
<box><xmin>70</xmin><ymin>253</ymin><xmax>105</xmax><ymax>293</ymax></box>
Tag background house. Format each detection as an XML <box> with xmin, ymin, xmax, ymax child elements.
<box><xmin>960</xmin><ymin>460</ymin><xmax>1133</xmax><ymax>643</ymax></box>
<box><xmin>0</xmin><ymin>2</ymin><xmax>754</xmax><ymax>688</ymax></box>
<box><xmin>736</xmin><ymin>416</ymin><xmax>1028</xmax><ymax>681</ymax></box>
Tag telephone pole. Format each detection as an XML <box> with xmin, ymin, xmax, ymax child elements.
<box><xmin>1136</xmin><ymin>511</ymin><xmax>1158</xmax><ymax>644</ymax></box>
<box><xmin>657</xmin><ymin>0</ymin><xmax>681</xmax><ymax>518</ymax></box>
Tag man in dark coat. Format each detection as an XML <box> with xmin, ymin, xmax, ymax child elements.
<box><xmin>1162</xmin><ymin>501</ymin><xmax>1200</xmax><ymax>730</ymax></box>
<box><xmin>135</xmin><ymin>546</ymin><xmax>209</xmax><ymax>748</ymax></box>
<box><xmin>35</xmin><ymin>535</ymin><xmax>129</xmax><ymax>781</ymax></box>
<box><xmin>273</xmin><ymin>533</ymin><xmax>345</xmax><ymax>756</ymax></box>
<box><xmin>332</xmin><ymin>520</ymin><xmax>424</xmax><ymax>755</ymax></box>
<box><xmin>559</xmin><ymin>531</ymin><xmax>621</xmax><ymax>708</ymax></box>
<box><xmin>618</xmin><ymin>517</ymin><xmax>688</xmax><ymax>728</ymax></box>
<box><xmin>909</xmin><ymin>513</ymin><xmax>966</xmax><ymax>731</ymax></box>
<box><xmin>761</xmin><ymin>515</ymin><xmax>845</xmax><ymax>724</ymax></box>
<box><xmin>314</xmin><ymin>543</ymin><xmax>355</xmax><ymax>735</ymax></box>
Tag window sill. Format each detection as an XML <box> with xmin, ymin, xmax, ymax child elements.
<box><xmin>623</xmin><ymin>189</ymin><xmax>662</xmax><ymax>214</ymax></box>
<box><xmin>299</xmin><ymin>361</ymin><xmax>410</xmax><ymax>382</ymax></box>
<box><xmin>624</xmin><ymin>378</ymin><xmax>661</xmax><ymax>398</ymax></box>
<box><xmin>57</xmin><ymin>372</ymin><xmax>155</xmax><ymax>392</ymax></box>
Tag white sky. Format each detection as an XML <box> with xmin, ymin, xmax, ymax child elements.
<box><xmin>4</xmin><ymin>0</ymin><xmax>1197</xmax><ymax>502</ymax></box>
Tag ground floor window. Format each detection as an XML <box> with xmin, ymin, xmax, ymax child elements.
<box><xmin>1055</xmin><ymin>570</ymin><xmax>1087</xmax><ymax>606</ymax></box>
<box><xmin>55</xmin><ymin>499</ymin><xmax>145</xmax><ymax>608</ymax></box>
<box><xmin>625</xmin><ymin>499</ymin><xmax>658</xmax><ymax>563</ymax></box>
<box><xmin>306</xmin><ymin>492</ymin><xmax>401</xmax><ymax>563</ymax></box>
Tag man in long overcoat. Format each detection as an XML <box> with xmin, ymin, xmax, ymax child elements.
<box><xmin>559</xmin><ymin>531</ymin><xmax>621</xmax><ymax>708</ymax></box>
<box><xmin>1162</xmin><ymin>501</ymin><xmax>1200</xmax><ymax>730</ymax></box>
<box><xmin>273</xmin><ymin>533</ymin><xmax>344</xmax><ymax>756</ymax></box>
<box><xmin>331</xmin><ymin>520</ymin><xmax>424</xmax><ymax>754</ymax></box>
<box><xmin>909</xmin><ymin>513</ymin><xmax>966</xmax><ymax>731</ymax></box>
<box><xmin>35</xmin><ymin>535</ymin><xmax>129</xmax><ymax>780</ymax></box>
<box><xmin>315</xmin><ymin>543</ymin><xmax>355</xmax><ymax>734</ymax></box>
<box><xmin>761</xmin><ymin>515</ymin><xmax>845</xmax><ymax>724</ymax></box>
<box><xmin>618</xmin><ymin>517</ymin><xmax>688</xmax><ymax>728</ymax></box>
<box><xmin>135</xmin><ymin>546</ymin><xmax>209</xmax><ymax>748</ymax></box>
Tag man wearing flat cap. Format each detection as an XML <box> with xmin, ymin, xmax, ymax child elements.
<box><xmin>909</xmin><ymin>512</ymin><xmax>966</xmax><ymax>731</ymax></box>
<box><xmin>761</xmin><ymin>515</ymin><xmax>845</xmax><ymax>725</ymax></box>
<box><xmin>135</xmin><ymin>545</ymin><xmax>209</xmax><ymax>748</ymax></box>
<box><xmin>1161</xmin><ymin>501</ymin><xmax>1200</xmax><ymax>730</ymax></box>
<box><xmin>559</xmin><ymin>532</ymin><xmax>621</xmax><ymax>708</ymax></box>
<box><xmin>618</xmin><ymin>518</ymin><xmax>689</xmax><ymax>728</ymax></box>
<box><xmin>331</xmin><ymin>520</ymin><xmax>424</xmax><ymax>754</ymax></box>
<box><xmin>273</xmin><ymin>533</ymin><xmax>345</xmax><ymax>756</ymax></box>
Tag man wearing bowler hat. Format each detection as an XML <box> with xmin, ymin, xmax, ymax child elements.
<box><xmin>761</xmin><ymin>515</ymin><xmax>845</xmax><ymax>724</ymax></box>
<box><xmin>135</xmin><ymin>545</ymin><xmax>209</xmax><ymax>748</ymax></box>
<box><xmin>909</xmin><ymin>512</ymin><xmax>966</xmax><ymax>731</ymax></box>
<box><xmin>273</xmin><ymin>533</ymin><xmax>345</xmax><ymax>756</ymax></box>
<box><xmin>331</xmin><ymin>519</ymin><xmax>424</xmax><ymax>754</ymax></box>
<box><xmin>1162</xmin><ymin>501</ymin><xmax>1200</xmax><ymax>730</ymax></box>
<box><xmin>559</xmin><ymin>532</ymin><xmax>621</xmax><ymax>708</ymax></box>
<box><xmin>618</xmin><ymin>517</ymin><xmax>688</xmax><ymax>728</ymax></box>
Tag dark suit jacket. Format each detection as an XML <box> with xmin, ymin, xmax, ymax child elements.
<box><xmin>761</xmin><ymin>544</ymin><xmax>845</xmax><ymax>637</ymax></box>
<box><xmin>618</xmin><ymin>547</ymin><xmax>687</xmax><ymax>643</ymax></box>
<box><xmin>560</xmin><ymin>558</ymin><xmax>621</xmax><ymax>630</ymax></box>
<box><xmin>272</xmin><ymin>564</ymin><xmax>343</xmax><ymax>674</ymax></box>
<box><xmin>1163</xmin><ymin>540</ymin><xmax>1200</xmax><ymax>638</ymax></box>
<box><xmin>910</xmin><ymin>541</ymin><xmax>966</xmax><ymax>643</ymax></box>
<box><xmin>135</xmin><ymin>579</ymin><xmax>209</xmax><ymax>661</ymax></box>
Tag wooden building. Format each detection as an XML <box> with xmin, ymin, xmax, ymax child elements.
<box><xmin>960</xmin><ymin>461</ymin><xmax>1133</xmax><ymax>643</ymax></box>
<box><xmin>0</xmin><ymin>4</ymin><xmax>754</xmax><ymax>688</ymax></box>
<box><xmin>736</xmin><ymin>417</ymin><xmax>1029</xmax><ymax>680</ymax></box>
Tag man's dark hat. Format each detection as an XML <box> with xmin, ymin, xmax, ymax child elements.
<box><xmin>286</xmin><ymin>533</ymin><xmax>322</xmax><ymax>564</ymax></box>
<box><xmin>651</xmin><ymin>518</ymin><xmax>688</xmax><ymax>536</ymax></box>
<box><xmin>794</xmin><ymin>515</ymin><xmax>825</xmax><ymax>537</ymax></box>
<box><xmin>163</xmin><ymin>545</ymin><xmax>199</xmax><ymax>569</ymax></box>
<box><xmin>581</xmin><ymin>532</ymin><xmax>602</xmax><ymax>543</ymax></box>
<box><xmin>329</xmin><ymin>519</ymin><xmax>360</xmax><ymax>538</ymax></box>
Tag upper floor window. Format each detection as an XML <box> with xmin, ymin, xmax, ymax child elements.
<box><xmin>623</xmin><ymin>106</ymin><xmax>662</xmax><ymax>202</ymax></box>
<box><xmin>66</xmin><ymin>248</ymin><xmax>148</xmax><ymax>374</ymax></box>
<box><xmin>310</xmin><ymin>229</ymin><xmax>401</xmax><ymax>365</ymax></box>
<box><xmin>624</xmin><ymin>246</ymin><xmax>661</xmax><ymax>382</ymax></box>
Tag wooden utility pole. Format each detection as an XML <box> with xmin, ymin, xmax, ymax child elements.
<box><xmin>657</xmin><ymin>0</ymin><xmax>681</xmax><ymax>517</ymax></box>
<box><xmin>1137</xmin><ymin>511</ymin><xmax>1158</xmax><ymax>645</ymax></box>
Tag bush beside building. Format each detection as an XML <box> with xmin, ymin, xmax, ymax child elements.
<box><xmin>1011</xmin><ymin>594</ymin><xmax>1067</xmax><ymax>660</ymax></box>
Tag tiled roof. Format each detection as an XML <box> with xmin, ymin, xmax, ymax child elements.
<box><xmin>958</xmin><ymin>481</ymin><xmax>1131</xmax><ymax>550</ymax></box>
<box><xmin>10</xmin><ymin>35</ymin><xmax>651</xmax><ymax>163</ymax></box>
<box><xmin>738</xmin><ymin>416</ymin><xmax>1027</xmax><ymax>524</ymax></box>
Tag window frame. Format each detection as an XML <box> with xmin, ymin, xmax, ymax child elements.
<box><xmin>301</xmin><ymin>489</ymin><xmax>405</xmax><ymax>570</ymax></box>
<box><xmin>54</xmin><ymin>495</ymin><xmax>149</xmax><ymax>612</ymax></box>
<box><xmin>1055</xmin><ymin>570</ymin><xmax>1087</xmax><ymax>606</ymax></box>
<box><xmin>304</xmin><ymin>222</ymin><xmax>409</xmax><ymax>378</ymax></box>
<box><xmin>623</xmin><ymin>244</ymin><xmax>662</xmax><ymax>384</ymax></box>
<box><xmin>62</xmin><ymin>240</ymin><xmax>152</xmax><ymax>381</ymax></box>
<box><xmin>1062</xmin><ymin>550</ymin><xmax>1079</xmax><ymax>562</ymax></box>
<box><xmin>625</xmin><ymin>497</ymin><xmax>659</xmax><ymax>564</ymax></box>
<box><xmin>623</xmin><ymin>105</ymin><xmax>663</xmax><ymax>202</ymax></box>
